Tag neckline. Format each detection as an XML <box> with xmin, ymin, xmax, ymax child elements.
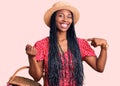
<box><xmin>58</xmin><ymin>43</ymin><xmax>68</xmax><ymax>55</ymax></box>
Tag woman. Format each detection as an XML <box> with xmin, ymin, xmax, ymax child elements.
<box><xmin>25</xmin><ymin>1</ymin><xmax>108</xmax><ymax>86</ymax></box>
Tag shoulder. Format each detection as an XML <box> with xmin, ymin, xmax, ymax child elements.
<box><xmin>34</xmin><ymin>37</ymin><xmax>49</xmax><ymax>48</ymax></box>
<box><xmin>76</xmin><ymin>37</ymin><xmax>91</xmax><ymax>49</ymax></box>
<box><xmin>35</xmin><ymin>37</ymin><xmax>49</xmax><ymax>44</ymax></box>
<box><xmin>77</xmin><ymin>37</ymin><xmax>96</xmax><ymax>59</ymax></box>
<box><xmin>77</xmin><ymin>37</ymin><xmax>87</xmax><ymax>44</ymax></box>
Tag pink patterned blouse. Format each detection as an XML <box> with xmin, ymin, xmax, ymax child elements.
<box><xmin>34</xmin><ymin>37</ymin><xmax>96</xmax><ymax>86</ymax></box>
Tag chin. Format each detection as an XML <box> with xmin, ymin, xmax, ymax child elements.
<box><xmin>59</xmin><ymin>28</ymin><xmax>69</xmax><ymax>32</ymax></box>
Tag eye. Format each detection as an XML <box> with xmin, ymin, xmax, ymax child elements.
<box><xmin>58</xmin><ymin>14</ymin><xmax>64</xmax><ymax>18</ymax></box>
<box><xmin>67</xmin><ymin>14</ymin><xmax>72</xmax><ymax>19</ymax></box>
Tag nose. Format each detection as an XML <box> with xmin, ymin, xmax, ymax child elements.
<box><xmin>63</xmin><ymin>16</ymin><xmax>68</xmax><ymax>22</ymax></box>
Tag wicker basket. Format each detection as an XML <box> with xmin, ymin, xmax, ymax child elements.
<box><xmin>7</xmin><ymin>66</ymin><xmax>41</xmax><ymax>86</ymax></box>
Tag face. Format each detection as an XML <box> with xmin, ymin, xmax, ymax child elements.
<box><xmin>55</xmin><ymin>9</ymin><xmax>73</xmax><ymax>32</ymax></box>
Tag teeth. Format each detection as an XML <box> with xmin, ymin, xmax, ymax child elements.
<box><xmin>61</xmin><ymin>24</ymin><xmax>67</xmax><ymax>28</ymax></box>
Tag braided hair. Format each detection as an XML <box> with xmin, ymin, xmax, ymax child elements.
<box><xmin>48</xmin><ymin>11</ymin><xmax>84</xmax><ymax>86</ymax></box>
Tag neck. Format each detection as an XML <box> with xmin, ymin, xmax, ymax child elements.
<box><xmin>57</xmin><ymin>31</ymin><xmax>67</xmax><ymax>41</ymax></box>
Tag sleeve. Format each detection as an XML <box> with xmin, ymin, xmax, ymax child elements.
<box><xmin>34</xmin><ymin>41</ymin><xmax>45</xmax><ymax>61</ymax></box>
<box><xmin>78</xmin><ymin>38</ymin><xmax>96</xmax><ymax>60</ymax></box>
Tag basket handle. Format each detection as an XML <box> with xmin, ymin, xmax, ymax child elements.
<box><xmin>8</xmin><ymin>66</ymin><xmax>29</xmax><ymax>83</ymax></box>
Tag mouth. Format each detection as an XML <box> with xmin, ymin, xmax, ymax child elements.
<box><xmin>60</xmin><ymin>23</ymin><xmax>70</xmax><ymax>29</ymax></box>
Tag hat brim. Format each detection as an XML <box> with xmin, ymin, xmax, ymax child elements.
<box><xmin>44</xmin><ymin>5</ymin><xmax>80</xmax><ymax>27</ymax></box>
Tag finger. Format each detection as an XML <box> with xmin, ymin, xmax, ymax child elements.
<box><xmin>26</xmin><ymin>44</ymin><xmax>32</xmax><ymax>48</ymax></box>
<box><xmin>87</xmin><ymin>38</ymin><xmax>94</xmax><ymax>41</ymax></box>
<box><xmin>33</xmin><ymin>47</ymin><xmax>37</xmax><ymax>54</ymax></box>
<box><xmin>25</xmin><ymin>44</ymin><xmax>32</xmax><ymax>51</ymax></box>
<box><xmin>91</xmin><ymin>41</ymin><xmax>97</xmax><ymax>47</ymax></box>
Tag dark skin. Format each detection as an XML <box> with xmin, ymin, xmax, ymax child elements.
<box><xmin>25</xmin><ymin>9</ymin><xmax>108</xmax><ymax>81</ymax></box>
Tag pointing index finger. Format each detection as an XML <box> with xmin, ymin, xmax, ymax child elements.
<box><xmin>87</xmin><ymin>38</ymin><xmax>94</xmax><ymax>41</ymax></box>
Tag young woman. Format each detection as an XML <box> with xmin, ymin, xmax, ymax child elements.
<box><xmin>25</xmin><ymin>1</ymin><xmax>108</xmax><ymax>86</ymax></box>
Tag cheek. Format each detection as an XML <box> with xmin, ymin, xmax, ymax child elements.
<box><xmin>55</xmin><ymin>17</ymin><xmax>59</xmax><ymax>23</ymax></box>
<box><xmin>70</xmin><ymin>19</ymin><xmax>73</xmax><ymax>24</ymax></box>
<box><xmin>55</xmin><ymin>18</ymin><xmax>62</xmax><ymax>27</ymax></box>
<box><xmin>55</xmin><ymin>21</ymin><xmax>60</xmax><ymax>28</ymax></box>
<box><xmin>56</xmin><ymin>22</ymin><xmax>59</xmax><ymax>28</ymax></box>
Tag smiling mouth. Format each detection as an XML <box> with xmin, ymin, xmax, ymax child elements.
<box><xmin>60</xmin><ymin>23</ymin><xmax>69</xmax><ymax>28</ymax></box>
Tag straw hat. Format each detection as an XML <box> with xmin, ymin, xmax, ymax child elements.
<box><xmin>44</xmin><ymin>1</ymin><xmax>80</xmax><ymax>27</ymax></box>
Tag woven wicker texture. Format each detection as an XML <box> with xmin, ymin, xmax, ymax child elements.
<box><xmin>7</xmin><ymin>66</ymin><xmax>41</xmax><ymax>86</ymax></box>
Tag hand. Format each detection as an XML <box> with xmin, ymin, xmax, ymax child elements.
<box><xmin>25</xmin><ymin>44</ymin><xmax>37</xmax><ymax>57</ymax></box>
<box><xmin>87</xmin><ymin>38</ymin><xmax>108</xmax><ymax>49</ymax></box>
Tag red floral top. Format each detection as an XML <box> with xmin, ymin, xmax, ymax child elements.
<box><xmin>34</xmin><ymin>37</ymin><xmax>96</xmax><ymax>86</ymax></box>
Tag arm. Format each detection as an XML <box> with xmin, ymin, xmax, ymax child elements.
<box><xmin>84</xmin><ymin>38</ymin><xmax>108</xmax><ymax>72</ymax></box>
<box><xmin>26</xmin><ymin>44</ymin><xmax>43</xmax><ymax>81</ymax></box>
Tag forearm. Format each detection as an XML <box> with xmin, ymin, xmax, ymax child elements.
<box><xmin>96</xmin><ymin>47</ymin><xmax>107</xmax><ymax>72</ymax></box>
<box><xmin>28</xmin><ymin>56</ymin><xmax>43</xmax><ymax>81</ymax></box>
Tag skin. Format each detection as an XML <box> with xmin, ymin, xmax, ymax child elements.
<box><xmin>25</xmin><ymin>9</ymin><xmax>108</xmax><ymax>81</ymax></box>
